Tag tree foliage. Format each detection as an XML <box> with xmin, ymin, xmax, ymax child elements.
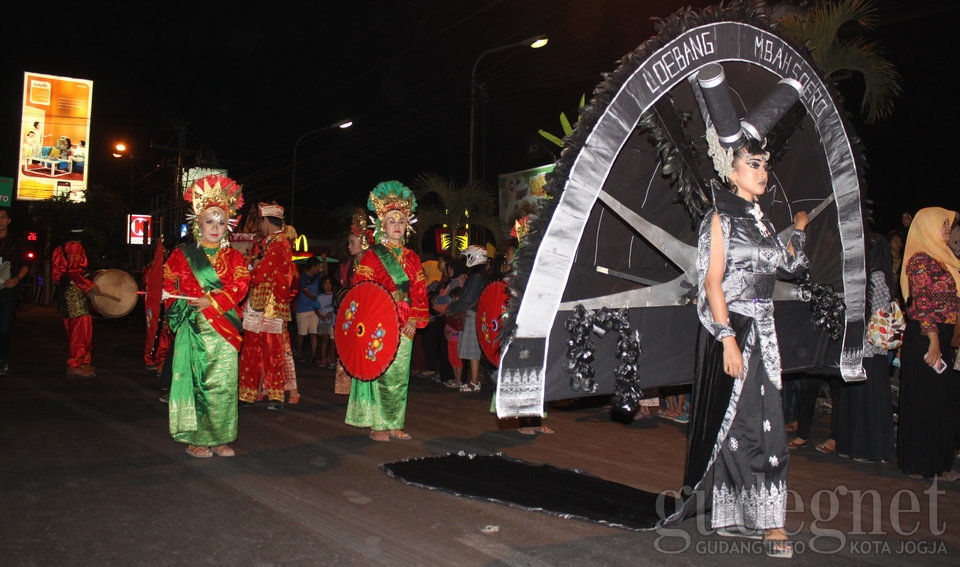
<box><xmin>776</xmin><ymin>0</ymin><xmax>901</xmax><ymax>123</ymax></box>
<box><xmin>410</xmin><ymin>172</ymin><xmax>504</xmax><ymax>256</ymax></box>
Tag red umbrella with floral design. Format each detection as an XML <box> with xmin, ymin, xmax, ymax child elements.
<box><xmin>334</xmin><ymin>281</ymin><xmax>400</xmax><ymax>381</ymax></box>
<box><xmin>477</xmin><ymin>281</ymin><xmax>509</xmax><ymax>366</ymax></box>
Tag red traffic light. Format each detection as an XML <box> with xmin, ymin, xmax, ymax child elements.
<box><xmin>25</xmin><ymin>251</ymin><xmax>36</xmax><ymax>260</ymax></box>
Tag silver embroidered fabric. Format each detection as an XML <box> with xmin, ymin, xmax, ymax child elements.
<box><xmin>712</xmin><ymin>480</ymin><xmax>787</xmax><ymax>530</ymax></box>
<box><xmin>696</xmin><ymin>191</ymin><xmax>809</xmax><ymax>391</ymax></box>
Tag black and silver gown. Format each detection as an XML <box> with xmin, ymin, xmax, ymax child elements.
<box><xmin>663</xmin><ymin>188</ymin><xmax>808</xmax><ymax>531</ymax></box>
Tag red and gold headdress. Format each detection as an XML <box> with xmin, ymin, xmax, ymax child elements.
<box><xmin>349</xmin><ymin>208</ymin><xmax>373</xmax><ymax>251</ymax></box>
<box><xmin>367</xmin><ymin>180</ymin><xmax>417</xmax><ymax>244</ymax></box>
<box><xmin>185</xmin><ymin>174</ymin><xmax>244</xmax><ymax>217</ymax></box>
<box><xmin>184</xmin><ymin>174</ymin><xmax>244</xmax><ymax>244</ymax></box>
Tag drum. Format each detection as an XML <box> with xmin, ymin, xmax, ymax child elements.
<box><xmin>89</xmin><ymin>269</ymin><xmax>139</xmax><ymax>318</ymax></box>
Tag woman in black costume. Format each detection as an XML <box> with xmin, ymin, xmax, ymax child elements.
<box><xmin>665</xmin><ymin>137</ymin><xmax>809</xmax><ymax>559</ymax></box>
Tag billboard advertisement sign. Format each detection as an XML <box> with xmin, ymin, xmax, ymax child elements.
<box><xmin>18</xmin><ymin>72</ymin><xmax>93</xmax><ymax>202</ymax></box>
<box><xmin>498</xmin><ymin>163</ymin><xmax>553</xmax><ymax>226</ymax></box>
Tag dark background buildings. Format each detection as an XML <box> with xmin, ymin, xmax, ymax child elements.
<box><xmin>1</xmin><ymin>0</ymin><xmax>956</xmax><ymax>238</ymax></box>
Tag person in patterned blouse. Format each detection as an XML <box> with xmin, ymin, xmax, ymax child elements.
<box><xmin>897</xmin><ymin>207</ymin><xmax>960</xmax><ymax>481</ymax></box>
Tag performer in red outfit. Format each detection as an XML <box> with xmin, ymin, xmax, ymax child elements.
<box><xmin>52</xmin><ymin>229</ymin><xmax>101</xmax><ymax>378</ymax></box>
<box><xmin>163</xmin><ymin>174</ymin><xmax>250</xmax><ymax>458</ymax></box>
<box><xmin>344</xmin><ymin>181</ymin><xmax>430</xmax><ymax>442</ymax></box>
<box><xmin>238</xmin><ymin>202</ymin><xmax>296</xmax><ymax>410</ymax></box>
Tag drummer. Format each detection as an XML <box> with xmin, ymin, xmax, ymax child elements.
<box><xmin>345</xmin><ymin>181</ymin><xmax>429</xmax><ymax>442</ymax></box>
<box><xmin>52</xmin><ymin>227</ymin><xmax>103</xmax><ymax>378</ymax></box>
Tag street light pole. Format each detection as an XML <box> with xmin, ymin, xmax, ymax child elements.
<box><xmin>290</xmin><ymin>119</ymin><xmax>353</xmax><ymax>228</ymax></box>
<box><xmin>468</xmin><ymin>34</ymin><xmax>548</xmax><ymax>184</ymax></box>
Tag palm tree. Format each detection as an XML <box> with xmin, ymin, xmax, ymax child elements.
<box><xmin>774</xmin><ymin>0</ymin><xmax>901</xmax><ymax>123</ymax></box>
<box><xmin>538</xmin><ymin>94</ymin><xmax>586</xmax><ymax>148</ymax></box>
<box><xmin>410</xmin><ymin>172</ymin><xmax>504</xmax><ymax>257</ymax></box>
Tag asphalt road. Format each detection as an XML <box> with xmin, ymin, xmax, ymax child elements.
<box><xmin>1</xmin><ymin>303</ymin><xmax>956</xmax><ymax>566</ymax></box>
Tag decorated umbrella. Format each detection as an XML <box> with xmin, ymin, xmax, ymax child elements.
<box><xmin>143</xmin><ymin>239</ymin><xmax>165</xmax><ymax>360</ymax></box>
<box><xmin>334</xmin><ymin>280</ymin><xmax>401</xmax><ymax>381</ymax></box>
<box><xmin>476</xmin><ymin>281</ymin><xmax>509</xmax><ymax>366</ymax></box>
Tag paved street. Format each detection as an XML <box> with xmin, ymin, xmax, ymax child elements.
<box><xmin>1</xmin><ymin>303</ymin><xmax>957</xmax><ymax>566</ymax></box>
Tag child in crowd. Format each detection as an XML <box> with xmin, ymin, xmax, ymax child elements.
<box><xmin>313</xmin><ymin>275</ymin><xmax>336</xmax><ymax>368</ymax></box>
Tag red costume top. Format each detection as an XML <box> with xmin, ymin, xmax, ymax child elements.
<box><xmin>52</xmin><ymin>241</ymin><xmax>94</xmax><ymax>292</ymax></box>
<box><xmin>163</xmin><ymin>245</ymin><xmax>251</xmax><ymax>350</ymax></box>
<box><xmin>247</xmin><ymin>231</ymin><xmax>295</xmax><ymax>321</ymax></box>
<box><xmin>354</xmin><ymin>244</ymin><xmax>429</xmax><ymax>331</ymax></box>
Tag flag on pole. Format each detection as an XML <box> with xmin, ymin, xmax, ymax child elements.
<box><xmin>143</xmin><ymin>239</ymin><xmax>165</xmax><ymax>365</ymax></box>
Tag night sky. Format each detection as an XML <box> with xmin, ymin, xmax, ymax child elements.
<box><xmin>2</xmin><ymin>0</ymin><xmax>955</xmax><ymax>237</ymax></box>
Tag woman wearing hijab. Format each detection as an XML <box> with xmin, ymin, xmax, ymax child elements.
<box><xmin>897</xmin><ymin>207</ymin><xmax>960</xmax><ymax>481</ymax></box>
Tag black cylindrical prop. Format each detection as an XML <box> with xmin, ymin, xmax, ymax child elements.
<box><xmin>697</xmin><ymin>63</ymin><xmax>743</xmax><ymax>148</ymax></box>
<box><xmin>741</xmin><ymin>78</ymin><xmax>804</xmax><ymax>142</ymax></box>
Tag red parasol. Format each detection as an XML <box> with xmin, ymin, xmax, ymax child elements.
<box><xmin>476</xmin><ymin>281</ymin><xmax>509</xmax><ymax>366</ymax></box>
<box><xmin>143</xmin><ymin>240</ymin><xmax>165</xmax><ymax>362</ymax></box>
<box><xmin>334</xmin><ymin>280</ymin><xmax>401</xmax><ymax>381</ymax></box>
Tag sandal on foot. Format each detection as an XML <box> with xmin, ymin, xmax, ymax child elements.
<box><xmin>211</xmin><ymin>445</ymin><xmax>235</xmax><ymax>457</ymax></box>
<box><xmin>287</xmin><ymin>393</ymin><xmax>300</xmax><ymax>404</ymax></box>
<box><xmin>369</xmin><ymin>431</ymin><xmax>391</xmax><ymax>442</ymax></box>
<box><xmin>785</xmin><ymin>421</ymin><xmax>798</xmax><ymax>432</ymax></box>
<box><xmin>517</xmin><ymin>427</ymin><xmax>536</xmax><ymax>435</ymax></box>
<box><xmin>658</xmin><ymin>409</ymin><xmax>679</xmax><ymax>420</ymax></box>
<box><xmin>533</xmin><ymin>425</ymin><xmax>555</xmax><ymax>434</ymax></box>
<box><xmin>186</xmin><ymin>445</ymin><xmax>212</xmax><ymax>458</ymax></box>
<box><xmin>388</xmin><ymin>430</ymin><xmax>412</xmax><ymax>441</ymax></box>
<box><xmin>788</xmin><ymin>438</ymin><xmax>808</xmax><ymax>449</ymax></box>
<box><xmin>717</xmin><ymin>526</ymin><xmax>763</xmax><ymax>540</ymax></box>
<box><xmin>815</xmin><ymin>440</ymin><xmax>837</xmax><ymax>454</ymax></box>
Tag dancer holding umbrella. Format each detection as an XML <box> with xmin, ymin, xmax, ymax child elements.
<box><xmin>342</xmin><ymin>181</ymin><xmax>429</xmax><ymax>442</ymax></box>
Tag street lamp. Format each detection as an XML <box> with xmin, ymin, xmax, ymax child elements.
<box><xmin>290</xmin><ymin>119</ymin><xmax>353</xmax><ymax>227</ymax></box>
<box><xmin>468</xmin><ymin>34</ymin><xmax>548</xmax><ymax>183</ymax></box>
<box><xmin>112</xmin><ymin>142</ymin><xmax>134</xmax><ymax>206</ymax></box>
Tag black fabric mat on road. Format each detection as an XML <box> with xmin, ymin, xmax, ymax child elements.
<box><xmin>381</xmin><ymin>452</ymin><xmax>676</xmax><ymax>531</ymax></box>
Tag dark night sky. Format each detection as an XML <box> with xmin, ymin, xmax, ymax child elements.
<box><xmin>2</xmin><ymin>0</ymin><xmax>956</xmax><ymax>236</ymax></box>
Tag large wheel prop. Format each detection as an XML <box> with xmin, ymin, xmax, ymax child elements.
<box><xmin>496</xmin><ymin>3</ymin><xmax>868</xmax><ymax>419</ymax></box>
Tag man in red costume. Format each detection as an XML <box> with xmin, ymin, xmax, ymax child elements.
<box><xmin>52</xmin><ymin>228</ymin><xmax>101</xmax><ymax>378</ymax></box>
<box><xmin>239</xmin><ymin>202</ymin><xmax>296</xmax><ymax>410</ymax></box>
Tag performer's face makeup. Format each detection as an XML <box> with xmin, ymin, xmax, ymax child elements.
<box><xmin>730</xmin><ymin>152</ymin><xmax>768</xmax><ymax>201</ymax></box>
<box><xmin>347</xmin><ymin>233</ymin><xmax>364</xmax><ymax>257</ymax></box>
<box><xmin>383</xmin><ymin>211</ymin><xmax>407</xmax><ymax>245</ymax></box>
<box><xmin>200</xmin><ymin>208</ymin><xmax>227</xmax><ymax>244</ymax></box>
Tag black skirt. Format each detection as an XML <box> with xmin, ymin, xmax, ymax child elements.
<box><xmin>897</xmin><ymin>320</ymin><xmax>957</xmax><ymax>477</ymax></box>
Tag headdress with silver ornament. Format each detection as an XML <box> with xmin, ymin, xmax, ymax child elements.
<box><xmin>367</xmin><ymin>180</ymin><xmax>417</xmax><ymax>244</ymax></box>
<box><xmin>184</xmin><ymin>174</ymin><xmax>244</xmax><ymax>245</ymax></box>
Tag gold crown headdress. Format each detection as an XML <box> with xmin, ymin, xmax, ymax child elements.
<box><xmin>367</xmin><ymin>180</ymin><xmax>417</xmax><ymax>244</ymax></box>
<box><xmin>349</xmin><ymin>208</ymin><xmax>373</xmax><ymax>251</ymax></box>
<box><xmin>184</xmin><ymin>174</ymin><xmax>244</xmax><ymax>244</ymax></box>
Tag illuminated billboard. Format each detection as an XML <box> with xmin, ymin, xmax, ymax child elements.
<box><xmin>17</xmin><ymin>72</ymin><xmax>93</xmax><ymax>202</ymax></box>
